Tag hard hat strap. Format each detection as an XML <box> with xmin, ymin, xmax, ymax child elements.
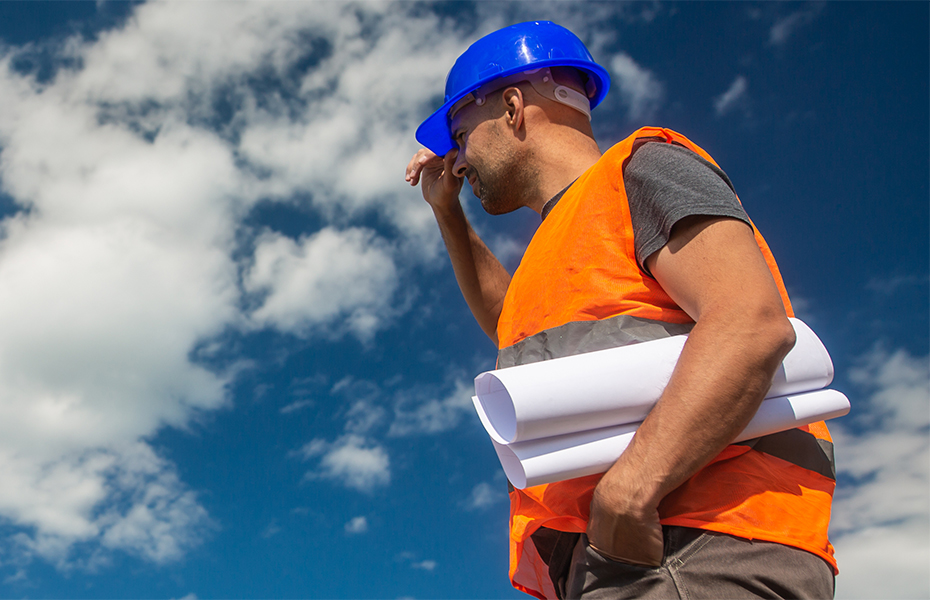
<box><xmin>448</xmin><ymin>67</ymin><xmax>592</xmax><ymax>122</ymax></box>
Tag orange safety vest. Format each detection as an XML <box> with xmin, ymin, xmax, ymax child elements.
<box><xmin>497</xmin><ymin>127</ymin><xmax>837</xmax><ymax>599</ymax></box>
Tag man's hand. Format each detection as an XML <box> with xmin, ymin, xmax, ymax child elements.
<box><xmin>586</xmin><ymin>472</ymin><xmax>664</xmax><ymax>567</ymax></box>
<box><xmin>405</xmin><ymin>148</ymin><xmax>464</xmax><ymax>214</ymax></box>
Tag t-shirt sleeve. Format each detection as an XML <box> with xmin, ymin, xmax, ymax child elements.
<box><xmin>623</xmin><ymin>141</ymin><xmax>752</xmax><ymax>274</ymax></box>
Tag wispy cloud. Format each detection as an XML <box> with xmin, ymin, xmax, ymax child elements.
<box><xmin>395</xmin><ymin>550</ymin><xmax>437</xmax><ymax>572</ymax></box>
<box><xmin>769</xmin><ymin>3</ymin><xmax>825</xmax><ymax>46</ymax></box>
<box><xmin>608</xmin><ymin>52</ymin><xmax>664</xmax><ymax>122</ymax></box>
<box><xmin>280</xmin><ymin>399</ymin><xmax>313</xmax><ymax>415</ymax></box>
<box><xmin>344</xmin><ymin>516</ymin><xmax>368</xmax><ymax>535</ymax></box>
<box><xmin>412</xmin><ymin>559</ymin><xmax>437</xmax><ymax>571</ymax></box>
<box><xmin>462</xmin><ymin>481</ymin><xmax>508</xmax><ymax>511</ymax></box>
<box><xmin>831</xmin><ymin>345</ymin><xmax>930</xmax><ymax>599</ymax></box>
<box><xmin>714</xmin><ymin>75</ymin><xmax>750</xmax><ymax>118</ymax></box>
<box><xmin>388</xmin><ymin>379</ymin><xmax>475</xmax><ymax>437</ymax></box>
<box><xmin>865</xmin><ymin>273</ymin><xmax>930</xmax><ymax>296</ymax></box>
<box><xmin>260</xmin><ymin>520</ymin><xmax>282</xmax><ymax>539</ymax></box>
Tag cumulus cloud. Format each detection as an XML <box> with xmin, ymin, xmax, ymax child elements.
<box><xmin>295</xmin><ymin>435</ymin><xmax>391</xmax><ymax>493</ymax></box>
<box><xmin>713</xmin><ymin>75</ymin><xmax>750</xmax><ymax>118</ymax></box>
<box><xmin>0</xmin><ymin>443</ymin><xmax>213</xmax><ymax>567</ymax></box>
<box><xmin>831</xmin><ymin>346</ymin><xmax>930</xmax><ymax>600</ymax></box>
<box><xmin>608</xmin><ymin>52</ymin><xmax>664</xmax><ymax>122</ymax></box>
<box><xmin>344</xmin><ymin>516</ymin><xmax>369</xmax><ymax>535</ymax></box>
<box><xmin>244</xmin><ymin>227</ymin><xmax>399</xmax><ymax>341</ymax></box>
<box><xmin>0</xmin><ymin>0</ymin><xmax>473</xmax><ymax>568</ymax></box>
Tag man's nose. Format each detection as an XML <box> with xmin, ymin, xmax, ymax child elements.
<box><xmin>451</xmin><ymin>148</ymin><xmax>468</xmax><ymax>178</ymax></box>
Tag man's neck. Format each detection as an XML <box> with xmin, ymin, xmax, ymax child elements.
<box><xmin>524</xmin><ymin>129</ymin><xmax>602</xmax><ymax>215</ymax></box>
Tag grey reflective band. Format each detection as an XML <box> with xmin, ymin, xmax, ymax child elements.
<box><xmin>737</xmin><ymin>429</ymin><xmax>837</xmax><ymax>480</ymax></box>
<box><xmin>498</xmin><ymin>314</ymin><xmax>694</xmax><ymax>368</ymax></box>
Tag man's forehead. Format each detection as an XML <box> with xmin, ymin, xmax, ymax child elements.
<box><xmin>449</xmin><ymin>101</ymin><xmax>480</xmax><ymax>133</ymax></box>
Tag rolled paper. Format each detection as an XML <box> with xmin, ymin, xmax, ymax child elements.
<box><xmin>488</xmin><ymin>388</ymin><xmax>850</xmax><ymax>489</ymax></box>
<box><xmin>474</xmin><ymin>318</ymin><xmax>834</xmax><ymax>444</ymax></box>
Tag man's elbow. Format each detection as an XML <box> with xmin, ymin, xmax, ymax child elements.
<box><xmin>757</xmin><ymin>308</ymin><xmax>797</xmax><ymax>366</ymax></box>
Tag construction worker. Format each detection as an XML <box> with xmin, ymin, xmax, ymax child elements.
<box><xmin>405</xmin><ymin>21</ymin><xmax>837</xmax><ymax>599</ymax></box>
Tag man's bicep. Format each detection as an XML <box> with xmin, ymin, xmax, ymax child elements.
<box><xmin>644</xmin><ymin>215</ymin><xmax>788</xmax><ymax>323</ymax></box>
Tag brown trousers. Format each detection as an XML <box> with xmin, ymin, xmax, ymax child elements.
<box><xmin>564</xmin><ymin>527</ymin><xmax>835</xmax><ymax>600</ymax></box>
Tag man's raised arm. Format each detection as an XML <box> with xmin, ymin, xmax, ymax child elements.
<box><xmin>405</xmin><ymin>148</ymin><xmax>511</xmax><ymax>345</ymax></box>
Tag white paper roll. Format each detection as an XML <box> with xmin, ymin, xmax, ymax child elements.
<box><xmin>492</xmin><ymin>388</ymin><xmax>850</xmax><ymax>489</ymax></box>
<box><xmin>474</xmin><ymin>318</ymin><xmax>834</xmax><ymax>444</ymax></box>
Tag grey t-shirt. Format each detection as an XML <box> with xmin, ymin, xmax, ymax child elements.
<box><xmin>541</xmin><ymin>141</ymin><xmax>751</xmax><ymax>276</ymax></box>
<box><xmin>625</xmin><ymin>141</ymin><xmax>750</xmax><ymax>273</ymax></box>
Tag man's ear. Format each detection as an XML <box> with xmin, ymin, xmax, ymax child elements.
<box><xmin>501</xmin><ymin>86</ymin><xmax>525</xmax><ymax>133</ymax></box>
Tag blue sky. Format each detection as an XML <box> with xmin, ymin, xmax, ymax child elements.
<box><xmin>0</xmin><ymin>2</ymin><xmax>926</xmax><ymax>598</ymax></box>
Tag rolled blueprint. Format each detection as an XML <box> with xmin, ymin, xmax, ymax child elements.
<box><xmin>488</xmin><ymin>388</ymin><xmax>850</xmax><ymax>489</ymax></box>
<box><xmin>474</xmin><ymin>318</ymin><xmax>834</xmax><ymax>444</ymax></box>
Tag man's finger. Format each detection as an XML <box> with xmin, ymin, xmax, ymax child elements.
<box><xmin>405</xmin><ymin>149</ymin><xmax>438</xmax><ymax>185</ymax></box>
<box><xmin>443</xmin><ymin>148</ymin><xmax>459</xmax><ymax>175</ymax></box>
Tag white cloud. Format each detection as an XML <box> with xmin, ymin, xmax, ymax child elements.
<box><xmin>865</xmin><ymin>273</ymin><xmax>929</xmax><ymax>296</ymax></box>
<box><xmin>395</xmin><ymin>550</ymin><xmax>438</xmax><ymax>571</ymax></box>
<box><xmin>0</xmin><ymin>0</ymin><xmax>476</xmax><ymax>568</ymax></box>
<box><xmin>412</xmin><ymin>559</ymin><xmax>437</xmax><ymax>571</ymax></box>
<box><xmin>389</xmin><ymin>379</ymin><xmax>475</xmax><ymax>437</ymax></box>
<box><xmin>769</xmin><ymin>3</ymin><xmax>825</xmax><ymax>46</ymax></box>
<box><xmin>244</xmin><ymin>227</ymin><xmax>399</xmax><ymax>341</ymax></box>
<box><xmin>296</xmin><ymin>435</ymin><xmax>391</xmax><ymax>493</ymax></box>
<box><xmin>344</xmin><ymin>516</ymin><xmax>368</xmax><ymax>535</ymax></box>
<box><xmin>260</xmin><ymin>520</ymin><xmax>282</xmax><ymax>539</ymax></box>
<box><xmin>608</xmin><ymin>52</ymin><xmax>664</xmax><ymax>122</ymax></box>
<box><xmin>0</xmin><ymin>443</ymin><xmax>212</xmax><ymax>567</ymax></box>
<box><xmin>344</xmin><ymin>400</ymin><xmax>387</xmax><ymax>436</ymax></box>
<box><xmin>463</xmin><ymin>481</ymin><xmax>508</xmax><ymax>511</ymax></box>
<box><xmin>831</xmin><ymin>346</ymin><xmax>930</xmax><ymax>600</ymax></box>
<box><xmin>280</xmin><ymin>399</ymin><xmax>313</xmax><ymax>415</ymax></box>
<box><xmin>713</xmin><ymin>75</ymin><xmax>749</xmax><ymax>117</ymax></box>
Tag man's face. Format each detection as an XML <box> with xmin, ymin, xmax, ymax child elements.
<box><xmin>449</xmin><ymin>97</ymin><xmax>523</xmax><ymax>215</ymax></box>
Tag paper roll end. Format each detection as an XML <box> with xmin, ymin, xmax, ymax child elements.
<box><xmin>492</xmin><ymin>441</ymin><xmax>527</xmax><ymax>489</ymax></box>
<box><xmin>789</xmin><ymin>317</ymin><xmax>835</xmax><ymax>385</ymax></box>
<box><xmin>474</xmin><ymin>374</ymin><xmax>518</xmax><ymax>443</ymax></box>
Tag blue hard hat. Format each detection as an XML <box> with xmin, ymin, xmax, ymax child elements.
<box><xmin>416</xmin><ymin>21</ymin><xmax>611</xmax><ymax>156</ymax></box>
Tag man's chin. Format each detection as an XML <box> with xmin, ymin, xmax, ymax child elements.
<box><xmin>480</xmin><ymin>196</ymin><xmax>518</xmax><ymax>216</ymax></box>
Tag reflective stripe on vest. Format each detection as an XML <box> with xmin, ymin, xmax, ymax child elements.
<box><xmin>498</xmin><ymin>127</ymin><xmax>836</xmax><ymax>599</ymax></box>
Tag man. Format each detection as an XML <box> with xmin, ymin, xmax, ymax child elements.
<box><xmin>405</xmin><ymin>21</ymin><xmax>836</xmax><ymax>599</ymax></box>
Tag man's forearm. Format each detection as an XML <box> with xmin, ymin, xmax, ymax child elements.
<box><xmin>432</xmin><ymin>200</ymin><xmax>511</xmax><ymax>345</ymax></box>
<box><xmin>406</xmin><ymin>148</ymin><xmax>511</xmax><ymax>345</ymax></box>
<box><xmin>587</xmin><ymin>309</ymin><xmax>796</xmax><ymax>565</ymax></box>
<box><xmin>604</xmin><ymin>311</ymin><xmax>794</xmax><ymax>503</ymax></box>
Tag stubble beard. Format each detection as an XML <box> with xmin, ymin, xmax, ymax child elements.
<box><xmin>474</xmin><ymin>161</ymin><xmax>522</xmax><ymax>216</ymax></box>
